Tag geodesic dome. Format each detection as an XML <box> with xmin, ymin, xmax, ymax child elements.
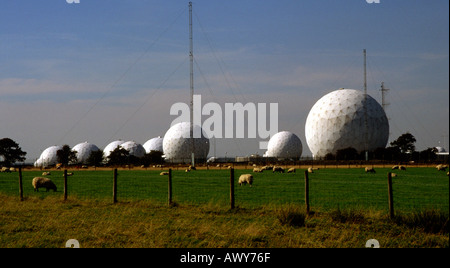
<box><xmin>72</xmin><ymin>142</ymin><xmax>100</xmax><ymax>164</ymax></box>
<box><xmin>163</xmin><ymin>122</ymin><xmax>210</xmax><ymax>163</ymax></box>
<box><xmin>143</xmin><ymin>136</ymin><xmax>163</xmax><ymax>154</ymax></box>
<box><xmin>34</xmin><ymin>145</ymin><xmax>63</xmax><ymax>167</ymax></box>
<box><xmin>305</xmin><ymin>89</ymin><xmax>389</xmax><ymax>158</ymax></box>
<box><xmin>103</xmin><ymin>140</ymin><xmax>124</xmax><ymax>159</ymax></box>
<box><xmin>120</xmin><ymin>141</ymin><xmax>146</xmax><ymax>158</ymax></box>
<box><xmin>264</xmin><ymin>131</ymin><xmax>302</xmax><ymax>159</ymax></box>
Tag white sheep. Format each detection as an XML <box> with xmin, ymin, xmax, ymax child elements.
<box><xmin>238</xmin><ymin>174</ymin><xmax>253</xmax><ymax>186</ymax></box>
<box><xmin>436</xmin><ymin>164</ymin><xmax>448</xmax><ymax>171</ymax></box>
<box><xmin>32</xmin><ymin>177</ymin><xmax>57</xmax><ymax>192</ymax></box>
<box><xmin>307</xmin><ymin>167</ymin><xmax>314</xmax><ymax>173</ymax></box>
<box><xmin>391</xmin><ymin>173</ymin><xmax>397</xmax><ymax>178</ymax></box>
<box><xmin>262</xmin><ymin>165</ymin><xmax>273</xmax><ymax>171</ymax></box>
<box><xmin>253</xmin><ymin>167</ymin><xmax>263</xmax><ymax>173</ymax></box>
<box><xmin>42</xmin><ymin>171</ymin><xmax>51</xmax><ymax>176</ymax></box>
<box><xmin>1</xmin><ymin>167</ymin><xmax>11</xmax><ymax>173</ymax></box>
<box><xmin>392</xmin><ymin>165</ymin><xmax>399</xmax><ymax>170</ymax></box>
<box><xmin>160</xmin><ymin>171</ymin><xmax>169</xmax><ymax>176</ymax></box>
<box><xmin>287</xmin><ymin>167</ymin><xmax>296</xmax><ymax>173</ymax></box>
<box><xmin>272</xmin><ymin>166</ymin><xmax>284</xmax><ymax>173</ymax></box>
<box><xmin>365</xmin><ymin>167</ymin><xmax>376</xmax><ymax>173</ymax></box>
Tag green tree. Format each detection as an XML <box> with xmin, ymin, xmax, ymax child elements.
<box><xmin>0</xmin><ymin>138</ymin><xmax>27</xmax><ymax>166</ymax></box>
<box><xmin>390</xmin><ymin>132</ymin><xmax>417</xmax><ymax>154</ymax></box>
<box><xmin>86</xmin><ymin>150</ymin><xmax>104</xmax><ymax>167</ymax></box>
<box><xmin>57</xmin><ymin>145</ymin><xmax>77</xmax><ymax>167</ymax></box>
<box><xmin>336</xmin><ymin>147</ymin><xmax>359</xmax><ymax>160</ymax></box>
<box><xmin>107</xmin><ymin>146</ymin><xmax>129</xmax><ymax>166</ymax></box>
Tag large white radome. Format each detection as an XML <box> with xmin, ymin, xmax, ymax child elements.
<box><xmin>143</xmin><ymin>136</ymin><xmax>164</xmax><ymax>154</ymax></box>
<box><xmin>120</xmin><ymin>141</ymin><xmax>146</xmax><ymax>158</ymax></box>
<box><xmin>72</xmin><ymin>142</ymin><xmax>100</xmax><ymax>164</ymax></box>
<box><xmin>34</xmin><ymin>145</ymin><xmax>63</xmax><ymax>167</ymax></box>
<box><xmin>103</xmin><ymin>140</ymin><xmax>124</xmax><ymax>159</ymax></box>
<box><xmin>163</xmin><ymin>122</ymin><xmax>210</xmax><ymax>163</ymax></box>
<box><xmin>264</xmin><ymin>131</ymin><xmax>302</xmax><ymax>159</ymax></box>
<box><xmin>305</xmin><ymin>89</ymin><xmax>389</xmax><ymax>158</ymax></box>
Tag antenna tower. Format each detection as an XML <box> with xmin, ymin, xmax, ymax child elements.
<box><xmin>363</xmin><ymin>49</ymin><xmax>369</xmax><ymax>161</ymax></box>
<box><xmin>189</xmin><ymin>2</ymin><xmax>195</xmax><ymax>166</ymax></box>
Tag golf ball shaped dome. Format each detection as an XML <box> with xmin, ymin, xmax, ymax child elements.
<box><xmin>34</xmin><ymin>145</ymin><xmax>63</xmax><ymax>167</ymax></box>
<box><xmin>103</xmin><ymin>140</ymin><xmax>124</xmax><ymax>159</ymax></box>
<box><xmin>143</xmin><ymin>136</ymin><xmax>164</xmax><ymax>153</ymax></box>
<box><xmin>120</xmin><ymin>141</ymin><xmax>146</xmax><ymax>158</ymax></box>
<box><xmin>305</xmin><ymin>89</ymin><xmax>389</xmax><ymax>157</ymax></box>
<box><xmin>163</xmin><ymin>122</ymin><xmax>210</xmax><ymax>162</ymax></box>
<box><xmin>72</xmin><ymin>142</ymin><xmax>100</xmax><ymax>164</ymax></box>
<box><xmin>265</xmin><ymin>131</ymin><xmax>302</xmax><ymax>158</ymax></box>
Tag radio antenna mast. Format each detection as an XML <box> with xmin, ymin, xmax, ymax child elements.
<box><xmin>363</xmin><ymin>49</ymin><xmax>369</xmax><ymax>161</ymax></box>
<box><xmin>189</xmin><ymin>2</ymin><xmax>195</xmax><ymax>166</ymax></box>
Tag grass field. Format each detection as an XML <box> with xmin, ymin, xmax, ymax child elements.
<box><xmin>0</xmin><ymin>167</ymin><xmax>448</xmax><ymax>212</ymax></box>
<box><xmin>0</xmin><ymin>167</ymin><xmax>448</xmax><ymax>248</ymax></box>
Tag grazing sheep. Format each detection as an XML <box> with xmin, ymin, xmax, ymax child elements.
<box><xmin>253</xmin><ymin>167</ymin><xmax>263</xmax><ymax>173</ymax></box>
<box><xmin>42</xmin><ymin>172</ymin><xmax>51</xmax><ymax>176</ymax></box>
<box><xmin>287</xmin><ymin>167</ymin><xmax>296</xmax><ymax>173</ymax></box>
<box><xmin>32</xmin><ymin>177</ymin><xmax>57</xmax><ymax>192</ymax></box>
<box><xmin>399</xmin><ymin>165</ymin><xmax>406</xmax><ymax>170</ymax></box>
<box><xmin>160</xmin><ymin>172</ymin><xmax>169</xmax><ymax>176</ymax></box>
<box><xmin>365</xmin><ymin>167</ymin><xmax>376</xmax><ymax>173</ymax></box>
<box><xmin>62</xmin><ymin>172</ymin><xmax>74</xmax><ymax>177</ymax></box>
<box><xmin>273</xmin><ymin>166</ymin><xmax>284</xmax><ymax>173</ymax></box>
<box><xmin>261</xmin><ymin>165</ymin><xmax>273</xmax><ymax>171</ymax></box>
<box><xmin>188</xmin><ymin>165</ymin><xmax>196</xmax><ymax>171</ymax></box>
<box><xmin>392</xmin><ymin>165</ymin><xmax>399</xmax><ymax>170</ymax></box>
<box><xmin>238</xmin><ymin>174</ymin><xmax>253</xmax><ymax>186</ymax></box>
<box><xmin>185</xmin><ymin>169</ymin><xmax>190</xmax><ymax>173</ymax></box>
<box><xmin>391</xmin><ymin>173</ymin><xmax>397</xmax><ymax>178</ymax></box>
<box><xmin>436</xmin><ymin>164</ymin><xmax>448</xmax><ymax>171</ymax></box>
<box><xmin>1</xmin><ymin>167</ymin><xmax>11</xmax><ymax>173</ymax></box>
<box><xmin>307</xmin><ymin>167</ymin><xmax>314</xmax><ymax>173</ymax></box>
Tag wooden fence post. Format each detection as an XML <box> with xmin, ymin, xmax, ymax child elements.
<box><xmin>230</xmin><ymin>168</ymin><xmax>235</xmax><ymax>209</ymax></box>
<box><xmin>113</xmin><ymin>168</ymin><xmax>118</xmax><ymax>203</ymax></box>
<box><xmin>168</xmin><ymin>168</ymin><xmax>172</xmax><ymax>206</ymax></box>
<box><xmin>63</xmin><ymin>169</ymin><xmax>68</xmax><ymax>201</ymax></box>
<box><xmin>304</xmin><ymin>170</ymin><xmax>310</xmax><ymax>215</ymax></box>
<box><xmin>18</xmin><ymin>167</ymin><xmax>23</xmax><ymax>201</ymax></box>
<box><xmin>387</xmin><ymin>172</ymin><xmax>394</xmax><ymax>219</ymax></box>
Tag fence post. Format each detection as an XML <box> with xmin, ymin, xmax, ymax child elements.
<box><xmin>387</xmin><ymin>172</ymin><xmax>394</xmax><ymax>219</ymax></box>
<box><xmin>18</xmin><ymin>167</ymin><xmax>23</xmax><ymax>201</ymax></box>
<box><xmin>168</xmin><ymin>168</ymin><xmax>172</xmax><ymax>206</ymax></box>
<box><xmin>63</xmin><ymin>169</ymin><xmax>68</xmax><ymax>201</ymax></box>
<box><xmin>230</xmin><ymin>168</ymin><xmax>235</xmax><ymax>209</ymax></box>
<box><xmin>304</xmin><ymin>170</ymin><xmax>310</xmax><ymax>215</ymax></box>
<box><xmin>113</xmin><ymin>168</ymin><xmax>118</xmax><ymax>203</ymax></box>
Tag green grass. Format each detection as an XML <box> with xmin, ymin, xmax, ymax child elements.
<box><xmin>0</xmin><ymin>167</ymin><xmax>448</xmax><ymax>213</ymax></box>
<box><xmin>0</xmin><ymin>195</ymin><xmax>447</xmax><ymax>248</ymax></box>
<box><xmin>0</xmin><ymin>167</ymin><xmax>448</xmax><ymax>248</ymax></box>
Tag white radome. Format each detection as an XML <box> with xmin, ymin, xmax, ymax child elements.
<box><xmin>103</xmin><ymin>140</ymin><xmax>124</xmax><ymax>159</ymax></box>
<box><xmin>264</xmin><ymin>131</ymin><xmax>302</xmax><ymax>159</ymax></box>
<box><xmin>72</xmin><ymin>142</ymin><xmax>100</xmax><ymax>164</ymax></box>
<box><xmin>34</xmin><ymin>145</ymin><xmax>63</xmax><ymax>167</ymax></box>
<box><xmin>143</xmin><ymin>136</ymin><xmax>164</xmax><ymax>154</ymax></box>
<box><xmin>120</xmin><ymin>141</ymin><xmax>146</xmax><ymax>158</ymax></box>
<box><xmin>163</xmin><ymin>122</ymin><xmax>210</xmax><ymax>162</ymax></box>
<box><xmin>305</xmin><ymin>89</ymin><xmax>389</xmax><ymax>158</ymax></box>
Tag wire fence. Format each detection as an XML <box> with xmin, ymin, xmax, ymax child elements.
<box><xmin>1</xmin><ymin>166</ymin><xmax>448</xmax><ymax>216</ymax></box>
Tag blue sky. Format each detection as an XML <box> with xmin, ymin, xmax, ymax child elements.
<box><xmin>0</xmin><ymin>0</ymin><xmax>448</xmax><ymax>162</ymax></box>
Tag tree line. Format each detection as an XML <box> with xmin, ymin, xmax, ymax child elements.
<box><xmin>322</xmin><ymin>132</ymin><xmax>442</xmax><ymax>162</ymax></box>
<box><xmin>0</xmin><ymin>133</ymin><xmax>446</xmax><ymax>167</ymax></box>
